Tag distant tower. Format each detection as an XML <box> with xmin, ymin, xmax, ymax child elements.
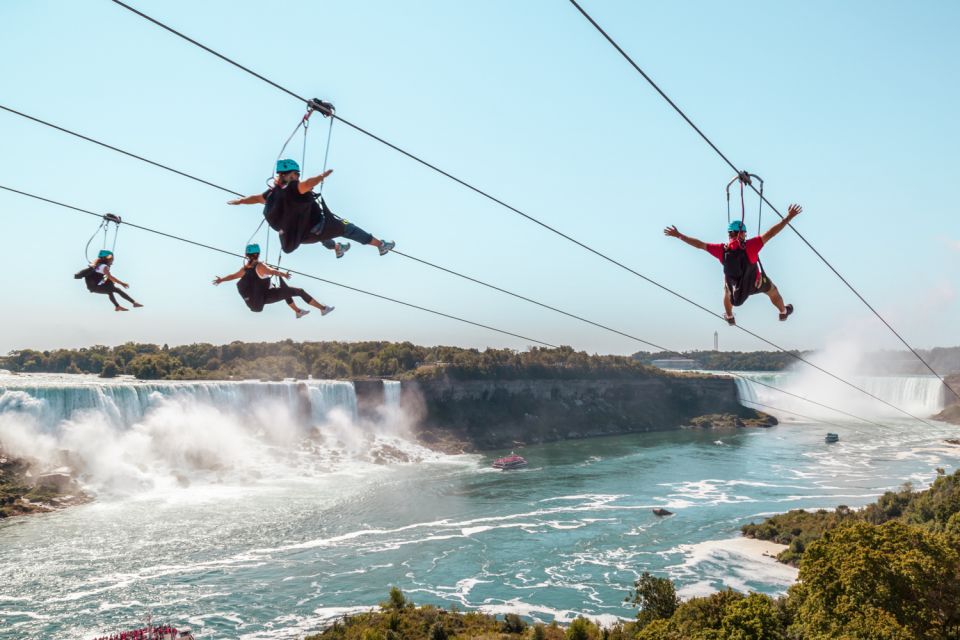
<box><xmin>713</xmin><ymin>331</ymin><xmax>719</xmax><ymax>351</ymax></box>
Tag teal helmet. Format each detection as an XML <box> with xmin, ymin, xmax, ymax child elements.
<box><xmin>728</xmin><ymin>220</ymin><xmax>747</xmax><ymax>233</ymax></box>
<box><xmin>98</xmin><ymin>249</ymin><xmax>114</xmax><ymax>259</ymax></box>
<box><xmin>276</xmin><ymin>158</ymin><xmax>300</xmax><ymax>173</ymax></box>
<box><xmin>245</xmin><ymin>243</ymin><xmax>261</xmax><ymax>255</ymax></box>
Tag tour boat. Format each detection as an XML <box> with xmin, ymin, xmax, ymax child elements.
<box><xmin>92</xmin><ymin>625</ymin><xmax>194</xmax><ymax>640</ymax></box>
<box><xmin>492</xmin><ymin>453</ymin><xmax>528</xmax><ymax>470</ymax></box>
<box><xmin>825</xmin><ymin>433</ymin><xmax>839</xmax><ymax>443</ymax></box>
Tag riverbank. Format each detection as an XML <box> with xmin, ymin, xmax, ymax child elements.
<box><xmin>741</xmin><ymin>467</ymin><xmax>960</xmax><ymax>566</ymax></box>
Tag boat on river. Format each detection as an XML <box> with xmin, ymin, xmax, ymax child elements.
<box><xmin>93</xmin><ymin>625</ymin><xmax>194</xmax><ymax>640</ymax></box>
<box><xmin>825</xmin><ymin>433</ymin><xmax>839</xmax><ymax>443</ymax></box>
<box><xmin>492</xmin><ymin>453</ymin><xmax>528</xmax><ymax>470</ymax></box>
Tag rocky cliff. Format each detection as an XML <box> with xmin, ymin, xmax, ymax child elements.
<box><xmin>398</xmin><ymin>373</ymin><xmax>768</xmax><ymax>451</ymax></box>
<box><xmin>933</xmin><ymin>374</ymin><xmax>960</xmax><ymax>426</ymax></box>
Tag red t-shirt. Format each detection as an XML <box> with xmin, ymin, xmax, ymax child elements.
<box><xmin>705</xmin><ymin>236</ymin><xmax>764</xmax><ymax>263</ymax></box>
<box><xmin>705</xmin><ymin>236</ymin><xmax>765</xmax><ymax>285</ymax></box>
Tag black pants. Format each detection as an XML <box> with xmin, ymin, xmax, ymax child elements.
<box><xmin>90</xmin><ymin>282</ymin><xmax>136</xmax><ymax>307</ymax></box>
<box><xmin>255</xmin><ymin>279</ymin><xmax>315</xmax><ymax>310</ymax></box>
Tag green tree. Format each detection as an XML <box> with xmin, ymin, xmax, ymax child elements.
<box><xmin>565</xmin><ymin>617</ymin><xmax>596</xmax><ymax>640</ymax></box>
<box><xmin>384</xmin><ymin>586</ymin><xmax>406</xmax><ymax>610</ymax></box>
<box><xmin>788</xmin><ymin>520</ymin><xmax>960</xmax><ymax>639</ymax></box>
<box><xmin>720</xmin><ymin>593</ymin><xmax>785</xmax><ymax>640</ymax></box>
<box><xmin>99</xmin><ymin>361</ymin><xmax>119</xmax><ymax>378</ymax></box>
<box><xmin>628</xmin><ymin>572</ymin><xmax>680</xmax><ymax>627</ymax></box>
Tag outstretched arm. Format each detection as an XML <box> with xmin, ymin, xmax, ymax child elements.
<box><xmin>663</xmin><ymin>225</ymin><xmax>708</xmax><ymax>250</ymax></box>
<box><xmin>298</xmin><ymin>169</ymin><xmax>333</xmax><ymax>194</ymax></box>
<box><xmin>213</xmin><ymin>267</ymin><xmax>246</xmax><ymax>285</ymax></box>
<box><xmin>102</xmin><ymin>266</ymin><xmax>130</xmax><ymax>288</ymax></box>
<box><xmin>761</xmin><ymin>204</ymin><xmax>802</xmax><ymax>244</ymax></box>
<box><xmin>227</xmin><ymin>194</ymin><xmax>266</xmax><ymax>205</ymax></box>
<box><xmin>258</xmin><ymin>264</ymin><xmax>293</xmax><ymax>279</ymax></box>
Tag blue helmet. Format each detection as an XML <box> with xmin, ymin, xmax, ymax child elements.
<box><xmin>728</xmin><ymin>220</ymin><xmax>747</xmax><ymax>233</ymax></box>
<box><xmin>276</xmin><ymin>159</ymin><xmax>300</xmax><ymax>173</ymax></box>
<box><xmin>98</xmin><ymin>249</ymin><xmax>114</xmax><ymax>259</ymax></box>
<box><xmin>245</xmin><ymin>243</ymin><xmax>261</xmax><ymax>255</ymax></box>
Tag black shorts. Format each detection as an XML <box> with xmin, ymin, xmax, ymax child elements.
<box><xmin>725</xmin><ymin>272</ymin><xmax>773</xmax><ymax>306</ymax></box>
<box><xmin>749</xmin><ymin>273</ymin><xmax>774</xmax><ymax>296</ymax></box>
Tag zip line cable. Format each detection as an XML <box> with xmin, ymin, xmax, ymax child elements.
<box><xmin>0</xmin><ymin>185</ymin><xmax>556</xmax><ymax>348</ymax></box>
<box><xmin>3</xmin><ymin>100</ymin><xmax>938</xmax><ymax>425</ymax></box>
<box><xmin>566</xmin><ymin>0</ymin><xmax>958</xmax><ymax>404</ymax></box>
<box><xmin>100</xmin><ymin>2</ymin><xmax>949</xmax><ymax>421</ymax></box>
<box><xmin>0</xmin><ymin>182</ymin><xmax>896</xmax><ymax>428</ymax></box>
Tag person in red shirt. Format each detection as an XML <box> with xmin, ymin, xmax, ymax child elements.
<box><xmin>664</xmin><ymin>203</ymin><xmax>802</xmax><ymax>325</ymax></box>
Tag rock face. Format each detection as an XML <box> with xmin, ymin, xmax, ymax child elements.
<box><xmin>689</xmin><ymin>413</ymin><xmax>778</xmax><ymax>430</ymax></box>
<box><xmin>933</xmin><ymin>374</ymin><xmax>960</xmax><ymax>426</ymax></box>
<box><xmin>0</xmin><ymin>451</ymin><xmax>89</xmax><ymax>519</ymax></box>
<box><xmin>403</xmin><ymin>374</ymin><xmax>767</xmax><ymax>451</ymax></box>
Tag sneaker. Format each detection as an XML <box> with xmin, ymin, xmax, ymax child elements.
<box><xmin>296</xmin><ymin>309</ymin><xmax>311</xmax><ymax>319</ymax></box>
<box><xmin>321</xmin><ymin>305</ymin><xmax>335</xmax><ymax>317</ymax></box>
<box><xmin>378</xmin><ymin>240</ymin><xmax>395</xmax><ymax>256</ymax></box>
<box><xmin>335</xmin><ymin>242</ymin><xmax>351</xmax><ymax>259</ymax></box>
<box><xmin>779</xmin><ymin>304</ymin><xmax>794</xmax><ymax>322</ymax></box>
<box><xmin>115</xmin><ymin>306</ymin><xmax>129</xmax><ymax>312</ymax></box>
<box><xmin>133</xmin><ymin>302</ymin><xmax>144</xmax><ymax>308</ymax></box>
<box><xmin>724</xmin><ymin>314</ymin><xmax>736</xmax><ymax>326</ymax></box>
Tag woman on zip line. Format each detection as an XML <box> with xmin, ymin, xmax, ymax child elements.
<box><xmin>74</xmin><ymin>250</ymin><xmax>144</xmax><ymax>312</ymax></box>
<box><xmin>212</xmin><ymin>243</ymin><xmax>334</xmax><ymax>318</ymax></box>
<box><xmin>227</xmin><ymin>160</ymin><xmax>395</xmax><ymax>258</ymax></box>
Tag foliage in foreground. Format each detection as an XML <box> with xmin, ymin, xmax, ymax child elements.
<box><xmin>1</xmin><ymin>342</ymin><xmax>662</xmax><ymax>382</ymax></box>
<box><xmin>742</xmin><ymin>468</ymin><xmax>960</xmax><ymax>564</ymax></box>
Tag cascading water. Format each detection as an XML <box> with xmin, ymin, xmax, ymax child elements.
<box><xmin>0</xmin><ymin>376</ymin><xmax>358</xmax><ymax>430</ymax></box>
<box><xmin>383</xmin><ymin>380</ymin><xmax>401</xmax><ymax>407</ymax></box>
<box><xmin>0</xmin><ymin>373</ymin><xmax>428</xmax><ymax>495</ymax></box>
<box><xmin>733</xmin><ymin>372</ymin><xmax>946</xmax><ymax>420</ymax></box>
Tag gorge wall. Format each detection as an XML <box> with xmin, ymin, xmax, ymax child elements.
<box><xmin>392</xmin><ymin>374</ymin><xmax>759</xmax><ymax>451</ymax></box>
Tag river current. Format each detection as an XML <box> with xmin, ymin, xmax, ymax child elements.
<box><xmin>0</xmin><ymin>372</ymin><xmax>956</xmax><ymax>639</ymax></box>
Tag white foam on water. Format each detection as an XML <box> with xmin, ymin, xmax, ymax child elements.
<box><xmin>665</xmin><ymin>537</ymin><xmax>798</xmax><ymax>598</ymax></box>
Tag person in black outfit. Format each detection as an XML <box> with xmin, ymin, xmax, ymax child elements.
<box><xmin>74</xmin><ymin>250</ymin><xmax>143</xmax><ymax>312</ymax></box>
<box><xmin>213</xmin><ymin>244</ymin><xmax>334</xmax><ymax>318</ymax></box>
<box><xmin>227</xmin><ymin>159</ymin><xmax>395</xmax><ymax>258</ymax></box>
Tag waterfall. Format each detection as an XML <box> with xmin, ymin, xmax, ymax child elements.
<box><xmin>0</xmin><ymin>375</ymin><xmax>359</xmax><ymax>431</ymax></box>
<box><xmin>733</xmin><ymin>372</ymin><xmax>946</xmax><ymax>420</ymax></box>
<box><xmin>0</xmin><ymin>373</ymin><xmax>434</xmax><ymax>494</ymax></box>
<box><xmin>383</xmin><ymin>380</ymin><xmax>401</xmax><ymax>407</ymax></box>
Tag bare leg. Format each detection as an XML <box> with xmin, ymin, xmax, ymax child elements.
<box><xmin>287</xmin><ymin>301</ymin><xmax>304</xmax><ymax>316</ymax></box>
<box><xmin>723</xmin><ymin>288</ymin><xmax>734</xmax><ymax>319</ymax></box>
<box><xmin>107</xmin><ymin>291</ymin><xmax>128</xmax><ymax>311</ymax></box>
<box><xmin>306</xmin><ymin>299</ymin><xmax>332</xmax><ymax>313</ymax></box>
<box><xmin>765</xmin><ymin>285</ymin><xmax>787</xmax><ymax>314</ymax></box>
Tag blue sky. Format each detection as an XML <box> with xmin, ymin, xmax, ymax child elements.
<box><xmin>1</xmin><ymin>0</ymin><xmax>957</xmax><ymax>356</ymax></box>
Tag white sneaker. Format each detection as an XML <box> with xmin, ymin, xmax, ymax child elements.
<box><xmin>321</xmin><ymin>305</ymin><xmax>335</xmax><ymax>317</ymax></box>
<box><xmin>335</xmin><ymin>242</ymin><xmax>351</xmax><ymax>259</ymax></box>
<box><xmin>378</xmin><ymin>240</ymin><xmax>395</xmax><ymax>256</ymax></box>
<box><xmin>296</xmin><ymin>309</ymin><xmax>311</xmax><ymax>319</ymax></box>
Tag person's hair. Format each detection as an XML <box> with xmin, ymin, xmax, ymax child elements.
<box><xmin>245</xmin><ymin>253</ymin><xmax>260</xmax><ymax>266</ymax></box>
<box><xmin>93</xmin><ymin>255</ymin><xmax>112</xmax><ymax>267</ymax></box>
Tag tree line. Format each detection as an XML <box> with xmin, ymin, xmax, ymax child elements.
<box><xmin>634</xmin><ymin>346</ymin><xmax>960</xmax><ymax>374</ymax></box>
<box><xmin>0</xmin><ymin>342</ymin><xmax>661</xmax><ymax>382</ymax></box>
